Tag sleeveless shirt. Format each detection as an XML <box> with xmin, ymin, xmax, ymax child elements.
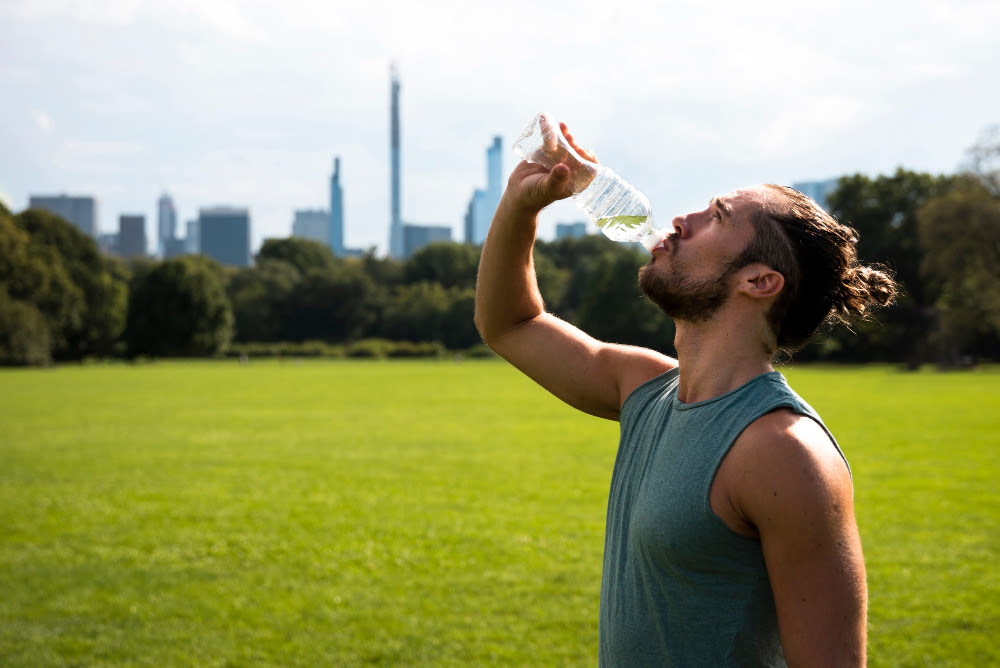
<box><xmin>598</xmin><ymin>368</ymin><xmax>847</xmax><ymax>667</ymax></box>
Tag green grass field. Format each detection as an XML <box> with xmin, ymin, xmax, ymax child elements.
<box><xmin>1</xmin><ymin>361</ymin><xmax>997</xmax><ymax>666</ymax></box>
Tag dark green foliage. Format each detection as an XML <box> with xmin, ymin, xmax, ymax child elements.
<box><xmin>405</xmin><ymin>242</ymin><xmax>480</xmax><ymax>290</ymax></box>
<box><xmin>577</xmin><ymin>248</ymin><xmax>676</xmax><ymax>354</ymax></box>
<box><xmin>534</xmin><ymin>235</ymin><xmax>622</xmax><ymax>322</ymax></box>
<box><xmin>827</xmin><ymin>169</ymin><xmax>958</xmax><ymax>305</ymax></box>
<box><xmin>125</xmin><ymin>256</ymin><xmax>233</xmax><ymax>357</ymax></box>
<box><xmin>441</xmin><ymin>289</ymin><xmax>481</xmax><ymax>350</ymax></box>
<box><xmin>227</xmin><ymin>258</ymin><xmax>302</xmax><ymax>342</ymax></box>
<box><xmin>380</xmin><ymin>281</ymin><xmax>455</xmax><ymax>344</ymax></box>
<box><xmin>0</xmin><ymin>211</ymin><xmax>84</xmax><ymax>350</ymax></box>
<box><xmin>0</xmin><ymin>207</ymin><xmax>128</xmax><ymax>364</ymax></box>
<box><xmin>17</xmin><ymin>208</ymin><xmax>128</xmax><ymax>358</ymax></box>
<box><xmin>808</xmin><ymin>169</ymin><xmax>964</xmax><ymax>364</ymax></box>
<box><xmin>0</xmin><ymin>287</ymin><xmax>52</xmax><ymax>365</ymax></box>
<box><xmin>533</xmin><ymin>235</ymin><xmax>676</xmax><ymax>353</ymax></box>
<box><xmin>284</xmin><ymin>263</ymin><xmax>384</xmax><ymax>342</ymax></box>
<box><xmin>223</xmin><ymin>339</ymin><xmax>446</xmax><ymax>359</ymax></box>
<box><xmin>256</xmin><ymin>237</ymin><xmax>336</xmax><ymax>275</ymax></box>
<box><xmin>361</xmin><ymin>248</ymin><xmax>406</xmax><ymax>287</ymax></box>
<box><xmin>917</xmin><ymin>178</ymin><xmax>1000</xmax><ymax>361</ymax></box>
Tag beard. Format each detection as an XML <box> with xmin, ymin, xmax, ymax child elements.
<box><xmin>638</xmin><ymin>245</ymin><xmax>739</xmax><ymax>323</ymax></box>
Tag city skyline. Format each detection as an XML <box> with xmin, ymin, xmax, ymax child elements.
<box><xmin>2</xmin><ymin>1</ymin><xmax>998</xmax><ymax>254</ymax></box>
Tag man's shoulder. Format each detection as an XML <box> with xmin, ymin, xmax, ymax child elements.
<box><xmin>610</xmin><ymin>345</ymin><xmax>677</xmax><ymax>411</ymax></box>
<box><xmin>731</xmin><ymin>408</ymin><xmax>851</xmax><ymax>500</ymax></box>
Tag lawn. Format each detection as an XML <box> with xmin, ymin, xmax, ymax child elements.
<box><xmin>0</xmin><ymin>361</ymin><xmax>997</xmax><ymax>666</ymax></box>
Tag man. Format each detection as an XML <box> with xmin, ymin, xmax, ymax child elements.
<box><xmin>474</xmin><ymin>122</ymin><xmax>896</xmax><ymax>666</ymax></box>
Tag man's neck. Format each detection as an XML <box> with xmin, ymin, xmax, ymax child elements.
<box><xmin>673</xmin><ymin>313</ymin><xmax>774</xmax><ymax>405</ymax></box>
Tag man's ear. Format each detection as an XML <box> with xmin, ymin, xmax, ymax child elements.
<box><xmin>737</xmin><ymin>263</ymin><xmax>784</xmax><ymax>299</ymax></box>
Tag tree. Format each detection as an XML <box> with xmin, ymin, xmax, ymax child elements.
<box><xmin>227</xmin><ymin>259</ymin><xmax>302</xmax><ymax>342</ymax></box>
<box><xmin>0</xmin><ymin>210</ymin><xmax>85</xmax><ymax>359</ymax></box>
<box><xmin>917</xmin><ymin>178</ymin><xmax>1000</xmax><ymax>362</ymax></box>
<box><xmin>827</xmin><ymin>169</ymin><xmax>957</xmax><ymax>306</ymax></box>
<box><xmin>17</xmin><ymin>208</ymin><xmax>128</xmax><ymax>358</ymax></box>
<box><xmin>256</xmin><ymin>237</ymin><xmax>336</xmax><ymax>275</ymax></box>
<box><xmin>125</xmin><ymin>256</ymin><xmax>234</xmax><ymax>357</ymax></box>
<box><xmin>535</xmin><ymin>234</ymin><xmax>622</xmax><ymax>323</ymax></box>
<box><xmin>380</xmin><ymin>282</ymin><xmax>455</xmax><ymax>343</ymax></box>
<box><xmin>577</xmin><ymin>248</ymin><xmax>676</xmax><ymax>354</ymax></box>
<box><xmin>284</xmin><ymin>263</ymin><xmax>384</xmax><ymax>342</ymax></box>
<box><xmin>0</xmin><ymin>286</ymin><xmax>52</xmax><ymax>366</ymax></box>
<box><xmin>405</xmin><ymin>242</ymin><xmax>480</xmax><ymax>290</ymax></box>
<box><xmin>813</xmin><ymin>169</ymin><xmax>959</xmax><ymax>363</ymax></box>
<box><xmin>441</xmin><ymin>288</ymin><xmax>481</xmax><ymax>350</ymax></box>
<box><xmin>360</xmin><ymin>248</ymin><xmax>406</xmax><ymax>287</ymax></box>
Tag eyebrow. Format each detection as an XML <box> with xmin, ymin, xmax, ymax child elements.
<box><xmin>712</xmin><ymin>196</ymin><xmax>732</xmax><ymax>217</ymax></box>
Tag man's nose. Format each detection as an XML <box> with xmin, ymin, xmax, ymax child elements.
<box><xmin>672</xmin><ymin>215</ymin><xmax>690</xmax><ymax>239</ymax></box>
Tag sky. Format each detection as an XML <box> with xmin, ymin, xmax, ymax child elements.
<box><xmin>1</xmin><ymin>0</ymin><xmax>998</xmax><ymax>255</ymax></box>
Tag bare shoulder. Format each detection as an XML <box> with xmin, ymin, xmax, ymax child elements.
<box><xmin>727</xmin><ymin>408</ymin><xmax>853</xmax><ymax>526</ymax></box>
<box><xmin>601</xmin><ymin>342</ymin><xmax>677</xmax><ymax>410</ymax></box>
<box><xmin>740</xmin><ymin>409</ymin><xmax>849</xmax><ymax>484</ymax></box>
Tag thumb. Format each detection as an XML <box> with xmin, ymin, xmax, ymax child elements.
<box><xmin>543</xmin><ymin>163</ymin><xmax>571</xmax><ymax>197</ymax></box>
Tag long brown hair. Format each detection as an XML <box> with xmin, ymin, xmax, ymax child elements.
<box><xmin>731</xmin><ymin>185</ymin><xmax>898</xmax><ymax>352</ymax></box>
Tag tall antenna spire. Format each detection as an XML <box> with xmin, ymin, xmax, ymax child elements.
<box><xmin>388</xmin><ymin>62</ymin><xmax>403</xmax><ymax>258</ymax></box>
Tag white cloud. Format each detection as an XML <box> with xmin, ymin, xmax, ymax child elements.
<box><xmin>32</xmin><ymin>110</ymin><xmax>53</xmax><ymax>132</ymax></box>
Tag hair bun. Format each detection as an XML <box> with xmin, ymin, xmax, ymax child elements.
<box><xmin>835</xmin><ymin>264</ymin><xmax>897</xmax><ymax>318</ymax></box>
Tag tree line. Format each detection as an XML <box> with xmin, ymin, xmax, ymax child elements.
<box><xmin>1</xmin><ymin>129</ymin><xmax>997</xmax><ymax>366</ymax></box>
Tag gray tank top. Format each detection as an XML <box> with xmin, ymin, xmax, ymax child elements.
<box><xmin>599</xmin><ymin>368</ymin><xmax>847</xmax><ymax>667</ymax></box>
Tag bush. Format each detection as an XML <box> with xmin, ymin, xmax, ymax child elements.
<box><xmin>0</xmin><ymin>288</ymin><xmax>52</xmax><ymax>366</ymax></box>
<box><xmin>385</xmin><ymin>341</ymin><xmax>446</xmax><ymax>358</ymax></box>
<box><xmin>125</xmin><ymin>256</ymin><xmax>233</xmax><ymax>357</ymax></box>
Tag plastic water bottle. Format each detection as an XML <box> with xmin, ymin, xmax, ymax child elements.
<box><xmin>513</xmin><ymin>112</ymin><xmax>666</xmax><ymax>252</ymax></box>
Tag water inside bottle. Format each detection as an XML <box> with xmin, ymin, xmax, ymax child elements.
<box><xmin>596</xmin><ymin>215</ymin><xmax>649</xmax><ymax>231</ymax></box>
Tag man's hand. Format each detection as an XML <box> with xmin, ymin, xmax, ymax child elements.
<box><xmin>507</xmin><ymin>121</ymin><xmax>599</xmax><ymax>215</ymax></box>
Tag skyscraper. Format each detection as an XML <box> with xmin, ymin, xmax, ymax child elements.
<box><xmin>28</xmin><ymin>194</ymin><xmax>97</xmax><ymax>237</ymax></box>
<box><xmin>388</xmin><ymin>65</ymin><xmax>403</xmax><ymax>258</ymax></box>
<box><xmin>791</xmin><ymin>179</ymin><xmax>839</xmax><ymax>211</ymax></box>
<box><xmin>403</xmin><ymin>224</ymin><xmax>452</xmax><ymax>259</ymax></box>
<box><xmin>118</xmin><ymin>214</ymin><xmax>147</xmax><ymax>257</ymax></box>
<box><xmin>556</xmin><ymin>221</ymin><xmax>589</xmax><ymax>240</ymax></box>
<box><xmin>464</xmin><ymin>136</ymin><xmax>504</xmax><ymax>245</ymax></box>
<box><xmin>487</xmin><ymin>135</ymin><xmax>502</xmax><ymax>195</ymax></box>
<box><xmin>293</xmin><ymin>209</ymin><xmax>330</xmax><ymax>246</ymax></box>
<box><xmin>330</xmin><ymin>157</ymin><xmax>344</xmax><ymax>255</ymax></box>
<box><xmin>199</xmin><ymin>207</ymin><xmax>250</xmax><ymax>267</ymax></box>
<box><xmin>157</xmin><ymin>193</ymin><xmax>177</xmax><ymax>256</ymax></box>
<box><xmin>185</xmin><ymin>220</ymin><xmax>199</xmax><ymax>254</ymax></box>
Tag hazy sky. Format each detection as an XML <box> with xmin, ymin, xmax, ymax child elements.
<box><xmin>2</xmin><ymin>0</ymin><xmax>998</xmax><ymax>253</ymax></box>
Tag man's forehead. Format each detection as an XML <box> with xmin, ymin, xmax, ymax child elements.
<box><xmin>712</xmin><ymin>187</ymin><xmax>768</xmax><ymax>224</ymax></box>
<box><xmin>720</xmin><ymin>186</ymin><xmax>769</xmax><ymax>207</ymax></box>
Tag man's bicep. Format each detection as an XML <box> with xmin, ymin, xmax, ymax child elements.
<box><xmin>488</xmin><ymin>312</ymin><xmax>675</xmax><ymax>420</ymax></box>
<box><xmin>745</xmin><ymin>417</ymin><xmax>868</xmax><ymax>666</ymax></box>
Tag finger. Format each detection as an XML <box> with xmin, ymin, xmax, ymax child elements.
<box><xmin>560</xmin><ymin>127</ymin><xmax>595</xmax><ymax>162</ymax></box>
<box><xmin>543</xmin><ymin>164</ymin><xmax>570</xmax><ymax>197</ymax></box>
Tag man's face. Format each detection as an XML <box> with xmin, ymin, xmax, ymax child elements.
<box><xmin>639</xmin><ymin>187</ymin><xmax>763</xmax><ymax>322</ymax></box>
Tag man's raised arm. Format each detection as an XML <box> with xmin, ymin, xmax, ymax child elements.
<box><xmin>474</xmin><ymin>129</ymin><xmax>674</xmax><ymax>420</ymax></box>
